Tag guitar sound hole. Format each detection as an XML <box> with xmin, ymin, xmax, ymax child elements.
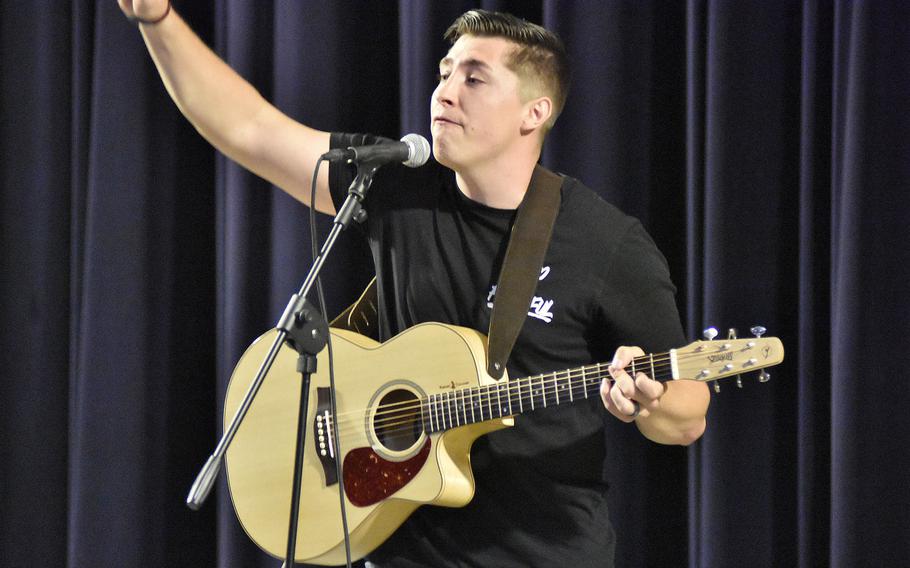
<box><xmin>374</xmin><ymin>389</ymin><xmax>423</xmax><ymax>452</ymax></box>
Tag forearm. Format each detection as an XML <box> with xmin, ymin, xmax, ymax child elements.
<box><xmin>635</xmin><ymin>380</ymin><xmax>709</xmax><ymax>446</ymax></box>
<box><xmin>139</xmin><ymin>11</ymin><xmax>270</xmax><ymax>162</ymax></box>
<box><xmin>132</xmin><ymin>8</ymin><xmax>334</xmax><ymax>211</ymax></box>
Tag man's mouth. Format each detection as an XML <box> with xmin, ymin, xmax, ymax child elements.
<box><xmin>433</xmin><ymin>116</ymin><xmax>460</xmax><ymax>127</ymax></box>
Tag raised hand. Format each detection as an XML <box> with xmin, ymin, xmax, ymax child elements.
<box><xmin>117</xmin><ymin>0</ymin><xmax>170</xmax><ymax>22</ymax></box>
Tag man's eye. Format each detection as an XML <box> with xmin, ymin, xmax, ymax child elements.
<box><xmin>437</xmin><ymin>72</ymin><xmax>450</xmax><ymax>82</ymax></box>
<box><xmin>466</xmin><ymin>76</ymin><xmax>482</xmax><ymax>85</ymax></box>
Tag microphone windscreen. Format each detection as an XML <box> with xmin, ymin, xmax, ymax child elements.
<box><xmin>400</xmin><ymin>133</ymin><xmax>431</xmax><ymax>168</ymax></box>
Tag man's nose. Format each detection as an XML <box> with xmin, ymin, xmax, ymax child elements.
<box><xmin>434</xmin><ymin>79</ymin><xmax>456</xmax><ymax>106</ymax></box>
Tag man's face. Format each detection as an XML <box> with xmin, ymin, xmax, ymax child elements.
<box><xmin>430</xmin><ymin>35</ymin><xmax>528</xmax><ymax>171</ymax></box>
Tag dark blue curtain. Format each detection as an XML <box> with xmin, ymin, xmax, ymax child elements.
<box><xmin>2</xmin><ymin>1</ymin><xmax>908</xmax><ymax>566</ymax></box>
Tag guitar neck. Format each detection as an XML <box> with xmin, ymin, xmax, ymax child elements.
<box><xmin>419</xmin><ymin>333</ymin><xmax>784</xmax><ymax>434</ymax></box>
<box><xmin>421</xmin><ymin>353</ymin><xmax>673</xmax><ymax>434</ymax></box>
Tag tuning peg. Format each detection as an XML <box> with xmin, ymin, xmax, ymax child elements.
<box><xmin>736</xmin><ymin>376</ymin><xmax>743</xmax><ymax>388</ymax></box>
<box><xmin>703</xmin><ymin>327</ymin><xmax>718</xmax><ymax>341</ymax></box>
<box><xmin>750</xmin><ymin>325</ymin><xmax>767</xmax><ymax>338</ymax></box>
<box><xmin>758</xmin><ymin>370</ymin><xmax>771</xmax><ymax>383</ymax></box>
<box><xmin>713</xmin><ymin>382</ymin><xmax>721</xmax><ymax>393</ymax></box>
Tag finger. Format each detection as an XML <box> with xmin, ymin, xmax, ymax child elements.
<box><xmin>609</xmin><ymin>377</ymin><xmax>638</xmax><ymax>416</ymax></box>
<box><xmin>608</xmin><ymin>346</ymin><xmax>646</xmax><ymax>388</ymax></box>
<box><xmin>608</xmin><ymin>352</ymin><xmax>636</xmax><ymax>398</ymax></box>
<box><xmin>608</xmin><ymin>346</ymin><xmax>635</xmax><ymax>375</ymax></box>
<box><xmin>634</xmin><ymin>372</ymin><xmax>667</xmax><ymax>401</ymax></box>
<box><xmin>600</xmin><ymin>379</ymin><xmax>636</xmax><ymax>423</ymax></box>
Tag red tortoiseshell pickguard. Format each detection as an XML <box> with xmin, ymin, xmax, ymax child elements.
<box><xmin>343</xmin><ymin>439</ymin><xmax>431</xmax><ymax>507</ymax></box>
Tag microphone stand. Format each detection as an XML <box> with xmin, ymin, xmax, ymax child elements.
<box><xmin>186</xmin><ymin>160</ymin><xmax>379</xmax><ymax>568</ymax></box>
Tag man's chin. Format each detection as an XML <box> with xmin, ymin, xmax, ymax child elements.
<box><xmin>432</xmin><ymin>145</ymin><xmax>459</xmax><ymax>171</ymax></box>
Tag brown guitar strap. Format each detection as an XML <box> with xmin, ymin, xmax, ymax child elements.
<box><xmin>486</xmin><ymin>164</ymin><xmax>563</xmax><ymax>379</ymax></box>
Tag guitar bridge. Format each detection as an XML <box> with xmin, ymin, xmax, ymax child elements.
<box><xmin>314</xmin><ymin>387</ymin><xmax>338</xmax><ymax>486</ymax></box>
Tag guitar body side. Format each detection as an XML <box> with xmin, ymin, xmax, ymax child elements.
<box><xmin>223</xmin><ymin>323</ymin><xmax>511</xmax><ymax>565</ymax></box>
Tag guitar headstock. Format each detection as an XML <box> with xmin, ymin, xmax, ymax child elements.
<box><xmin>673</xmin><ymin>326</ymin><xmax>784</xmax><ymax>390</ymax></box>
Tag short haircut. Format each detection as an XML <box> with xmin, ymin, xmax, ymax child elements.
<box><xmin>444</xmin><ymin>9</ymin><xmax>571</xmax><ymax>133</ymax></box>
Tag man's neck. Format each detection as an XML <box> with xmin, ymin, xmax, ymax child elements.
<box><xmin>453</xmin><ymin>152</ymin><xmax>539</xmax><ymax>210</ymax></box>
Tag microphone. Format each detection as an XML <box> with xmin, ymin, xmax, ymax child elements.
<box><xmin>322</xmin><ymin>133</ymin><xmax>431</xmax><ymax>168</ymax></box>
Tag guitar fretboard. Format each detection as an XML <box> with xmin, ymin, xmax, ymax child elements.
<box><xmin>421</xmin><ymin>353</ymin><xmax>674</xmax><ymax>434</ymax></box>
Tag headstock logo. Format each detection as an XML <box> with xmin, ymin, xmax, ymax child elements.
<box><xmin>707</xmin><ymin>353</ymin><xmax>734</xmax><ymax>363</ymax></box>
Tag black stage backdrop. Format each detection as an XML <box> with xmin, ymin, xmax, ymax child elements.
<box><xmin>2</xmin><ymin>1</ymin><xmax>909</xmax><ymax>567</ymax></box>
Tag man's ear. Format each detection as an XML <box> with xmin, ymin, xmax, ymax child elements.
<box><xmin>521</xmin><ymin>96</ymin><xmax>553</xmax><ymax>134</ymax></box>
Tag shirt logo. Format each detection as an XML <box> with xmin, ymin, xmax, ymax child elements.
<box><xmin>528</xmin><ymin>297</ymin><xmax>554</xmax><ymax>323</ymax></box>
<box><xmin>485</xmin><ymin>266</ymin><xmax>555</xmax><ymax>324</ymax></box>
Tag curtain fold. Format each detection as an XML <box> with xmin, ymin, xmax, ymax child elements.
<box><xmin>1</xmin><ymin>1</ymin><xmax>908</xmax><ymax>566</ymax></box>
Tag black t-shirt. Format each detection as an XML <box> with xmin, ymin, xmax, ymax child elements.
<box><xmin>329</xmin><ymin>133</ymin><xmax>685</xmax><ymax>568</ymax></box>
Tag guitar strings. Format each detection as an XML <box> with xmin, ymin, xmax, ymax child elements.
<box><xmin>326</xmin><ymin>353</ymin><xmax>680</xmax><ymax>425</ymax></box>
<box><xmin>318</xmin><ymin>346</ymin><xmax>766</xmax><ymax>439</ymax></box>
<box><xmin>327</xmin><ymin>362</ymin><xmax>627</xmax><ymax>427</ymax></box>
<box><xmin>324</xmin><ymin>353</ymin><xmax>675</xmax><ymax>424</ymax></box>
<box><xmin>329</xmin><ymin>341</ymin><xmax>761</xmax><ymax>425</ymax></box>
<box><xmin>327</xmin><ymin>375</ymin><xmax>610</xmax><ymax>440</ymax></box>
<box><xmin>328</xmin><ymin>352</ymin><xmax>683</xmax><ymax>432</ymax></box>
<box><xmin>326</xmin><ymin>366</ymin><xmax>634</xmax><ymax>438</ymax></box>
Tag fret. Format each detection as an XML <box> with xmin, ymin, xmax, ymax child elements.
<box><xmin>485</xmin><ymin>385</ymin><xmax>494</xmax><ymax>421</ymax></box>
<box><xmin>554</xmin><ymin>373</ymin><xmax>560</xmax><ymax>404</ymax></box>
<box><xmin>449</xmin><ymin>391</ymin><xmax>457</xmax><ymax>427</ymax></box>
<box><xmin>540</xmin><ymin>376</ymin><xmax>547</xmax><ymax>408</ymax></box>
<box><xmin>448</xmin><ymin>391</ymin><xmax>456</xmax><ymax>427</ymax></box>
<box><xmin>631</xmin><ymin>358</ymin><xmax>636</xmax><ymax>381</ymax></box>
<box><xmin>461</xmin><ymin>389</ymin><xmax>468</xmax><ymax>425</ymax></box>
<box><xmin>480</xmin><ymin>387</ymin><xmax>487</xmax><ymax>422</ymax></box>
<box><xmin>452</xmin><ymin>391</ymin><xmax>458</xmax><ymax>426</ymax></box>
<box><xmin>568</xmin><ymin>370</ymin><xmax>574</xmax><ymax>402</ymax></box>
<box><xmin>582</xmin><ymin>367</ymin><xmax>588</xmax><ymax>398</ymax></box>
<box><xmin>451</xmin><ymin>390</ymin><xmax>458</xmax><ymax>427</ymax></box>
<box><xmin>649</xmin><ymin>353</ymin><xmax>656</xmax><ymax>381</ymax></box>
<box><xmin>420</xmin><ymin>398</ymin><xmax>433</xmax><ymax>432</ymax></box>
<box><xmin>518</xmin><ymin>379</ymin><xmax>525</xmax><ymax>413</ymax></box>
<box><xmin>452</xmin><ymin>391</ymin><xmax>462</xmax><ymax>426</ymax></box>
<box><xmin>433</xmin><ymin>394</ymin><xmax>446</xmax><ymax>431</ymax></box>
<box><xmin>505</xmin><ymin>382</ymin><xmax>513</xmax><ymax>415</ymax></box>
<box><xmin>455</xmin><ymin>391</ymin><xmax>460</xmax><ymax>424</ymax></box>
<box><xmin>440</xmin><ymin>393</ymin><xmax>446</xmax><ymax>431</ymax></box>
<box><xmin>591</xmin><ymin>363</ymin><xmax>601</xmax><ymax>397</ymax></box>
<box><xmin>423</xmin><ymin>397</ymin><xmax>431</xmax><ymax>433</ymax></box>
<box><xmin>435</xmin><ymin>394</ymin><xmax>443</xmax><ymax>431</ymax></box>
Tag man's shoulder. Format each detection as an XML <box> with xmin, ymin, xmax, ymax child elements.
<box><xmin>556</xmin><ymin>175</ymin><xmax>637</xmax><ymax>234</ymax></box>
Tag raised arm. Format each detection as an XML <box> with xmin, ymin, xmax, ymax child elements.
<box><xmin>118</xmin><ymin>0</ymin><xmax>336</xmax><ymax>214</ymax></box>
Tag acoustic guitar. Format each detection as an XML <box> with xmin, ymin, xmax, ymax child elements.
<box><xmin>223</xmin><ymin>322</ymin><xmax>783</xmax><ymax>565</ymax></box>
